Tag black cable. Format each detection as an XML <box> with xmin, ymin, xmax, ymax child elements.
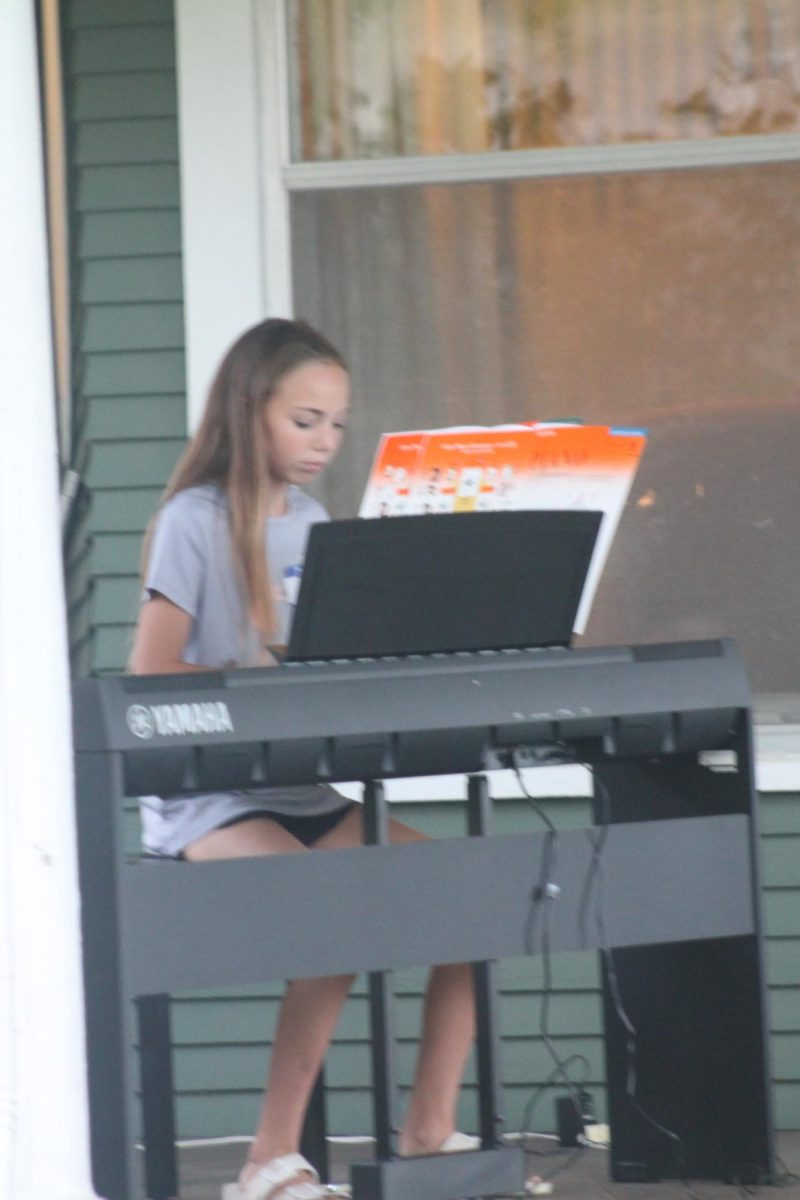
<box><xmin>584</xmin><ymin>765</ymin><xmax>689</xmax><ymax>1186</ymax></box>
<box><xmin>513</xmin><ymin>748</ymin><xmax>593</xmax><ymax>1182</ymax></box>
<box><xmin>577</xmin><ymin>787</ymin><xmax>608</xmax><ymax>950</ymax></box>
<box><xmin>519</xmin><ymin>1051</ymin><xmax>591</xmax><ymax>1150</ymax></box>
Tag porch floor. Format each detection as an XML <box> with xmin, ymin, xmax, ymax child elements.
<box><xmin>169</xmin><ymin>1131</ymin><xmax>800</xmax><ymax>1199</ymax></box>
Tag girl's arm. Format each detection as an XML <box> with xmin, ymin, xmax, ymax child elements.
<box><xmin>129</xmin><ymin>593</ymin><xmax>208</xmax><ymax>674</ymax></box>
<box><xmin>129</xmin><ymin>592</ymin><xmax>278</xmax><ymax>674</ymax></box>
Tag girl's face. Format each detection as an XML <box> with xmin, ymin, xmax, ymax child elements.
<box><xmin>262</xmin><ymin>359</ymin><xmax>350</xmax><ymax>489</ymax></box>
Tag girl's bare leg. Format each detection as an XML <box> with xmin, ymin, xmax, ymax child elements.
<box><xmin>186</xmin><ymin>803</ymin><xmax>476</xmax><ymax>1185</ymax></box>
<box><xmin>315</xmin><ymin>807</ymin><xmax>477</xmax><ymax>1157</ymax></box>
<box><xmin>250</xmin><ymin>972</ymin><xmax>355</xmax><ymax>1164</ymax></box>
<box><xmin>185</xmin><ymin>818</ymin><xmax>356</xmax><ymax>1188</ymax></box>
<box><xmin>397</xmin><ymin>960</ymin><xmax>476</xmax><ymax>1155</ymax></box>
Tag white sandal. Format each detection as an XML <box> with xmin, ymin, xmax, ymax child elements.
<box><xmin>222</xmin><ymin>1152</ymin><xmax>327</xmax><ymax>1200</ymax></box>
<box><xmin>400</xmin><ymin>1130</ymin><xmax>481</xmax><ymax>1156</ymax></box>
<box><xmin>438</xmin><ymin>1131</ymin><xmax>480</xmax><ymax>1152</ymax></box>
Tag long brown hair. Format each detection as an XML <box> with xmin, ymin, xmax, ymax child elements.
<box><xmin>146</xmin><ymin>318</ymin><xmax>347</xmax><ymax>637</ymax></box>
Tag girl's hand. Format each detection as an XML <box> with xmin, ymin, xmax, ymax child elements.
<box><xmin>254</xmin><ymin>645</ymin><xmax>281</xmax><ymax>668</ymax></box>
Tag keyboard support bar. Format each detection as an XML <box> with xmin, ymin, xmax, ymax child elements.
<box><xmin>364</xmin><ymin>780</ymin><xmax>400</xmax><ymax>1161</ymax></box>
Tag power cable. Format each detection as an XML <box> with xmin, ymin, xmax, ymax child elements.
<box><xmin>513</xmin><ymin>749</ymin><xmax>594</xmax><ymax>1185</ymax></box>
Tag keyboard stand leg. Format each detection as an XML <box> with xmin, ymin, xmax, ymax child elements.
<box><xmin>300</xmin><ymin>1067</ymin><xmax>330</xmax><ymax>1182</ymax></box>
<box><xmin>468</xmin><ymin>775</ymin><xmax>505</xmax><ymax>1150</ymax></box>
<box><xmin>363</xmin><ymin>780</ymin><xmax>399</xmax><ymax>1161</ymax></box>
<box><xmin>137</xmin><ymin>993</ymin><xmax>178</xmax><ymax>1200</ymax></box>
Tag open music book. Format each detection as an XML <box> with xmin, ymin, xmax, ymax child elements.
<box><xmin>358</xmin><ymin>422</ymin><xmax>647</xmax><ymax>633</ymax></box>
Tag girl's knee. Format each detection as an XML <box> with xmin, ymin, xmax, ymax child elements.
<box><xmin>285</xmin><ymin>972</ymin><xmax>356</xmax><ymax>997</ymax></box>
<box><xmin>429</xmin><ymin>961</ymin><xmax>475</xmax><ymax>989</ymax></box>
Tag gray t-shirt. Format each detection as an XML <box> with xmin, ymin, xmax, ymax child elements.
<box><xmin>138</xmin><ymin>483</ymin><xmax>350</xmax><ymax>856</ymax></box>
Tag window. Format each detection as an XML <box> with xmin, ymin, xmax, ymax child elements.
<box><xmin>285</xmin><ymin>0</ymin><xmax>800</xmax><ymax>696</ymax></box>
<box><xmin>289</xmin><ymin>0</ymin><xmax>800</xmax><ymax>160</ymax></box>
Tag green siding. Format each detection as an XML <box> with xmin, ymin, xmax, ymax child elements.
<box><xmin>762</xmin><ymin>795</ymin><xmax>800</xmax><ymax>834</ymax></box>
<box><xmin>774</xmin><ymin>1035</ymin><xmax>800</xmax><ymax>1077</ymax></box>
<box><xmin>74</xmin><ymin>117</ymin><xmax>179</xmax><ymax>165</ymax></box>
<box><xmin>78</xmin><ymin>211</ymin><xmax>182</xmax><ymax>257</ymax></box>
<box><xmin>81</xmin><ymin>349</ymin><xmax>185</xmax><ymax>396</ymax></box>
<box><xmin>765</xmin><ymin>891</ymin><xmax>800</xmax><ymax>934</ymax></box>
<box><xmin>86</xmin><ymin>531</ymin><xmax>144</xmax><ymax>574</ymax></box>
<box><xmin>83</xmin><ymin>395</ymin><xmax>185</xmax><ymax>439</ymax></box>
<box><xmin>63</xmin><ymin>0</ymin><xmax>185</xmax><ymax>676</ymax></box>
<box><xmin>73</xmin><ymin>71</ymin><xmax>178</xmax><ymax>120</ymax></box>
<box><xmin>84</xmin><ymin>438</ymin><xmax>185</xmax><ymax>488</ymax></box>
<box><xmin>82</xmin><ymin>256</ymin><xmax>183</xmax><ymax>303</ymax></box>
<box><xmin>762</xmin><ymin>795</ymin><xmax>800</xmax><ymax>1130</ymax></box>
<box><xmin>66</xmin><ymin>0</ymin><xmax>171</xmax><ymax>29</ymax></box>
<box><xmin>92</xmin><ymin>625</ymin><xmax>137</xmax><ymax>671</ymax></box>
<box><xmin>764</xmin><ymin>839</ymin><xmax>800</xmax><ymax>887</ymax></box>
<box><xmin>89</xmin><ymin>575</ymin><xmax>141</xmax><ymax>626</ymax></box>
<box><xmin>70</xmin><ymin>26</ymin><xmax>176</xmax><ymax>73</ymax></box>
<box><xmin>71</xmin><ymin>486</ymin><xmax>164</xmax><ymax>535</ymax></box>
<box><xmin>83</xmin><ymin>302</ymin><xmax>184</xmax><ymax>350</ymax></box>
<box><xmin>172</xmin><ymin>1036</ymin><xmax>606</xmax><ymax>1094</ymax></box>
<box><xmin>772</xmin><ymin>990</ymin><xmax>800</xmax><ymax>1033</ymax></box>
<box><xmin>768</xmin><ymin>939</ymin><xmax>800</xmax><ymax>986</ymax></box>
<box><xmin>75</xmin><ymin>163</ymin><xmax>181</xmax><ymax>210</ymax></box>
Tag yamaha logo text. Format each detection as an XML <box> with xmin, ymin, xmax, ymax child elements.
<box><xmin>126</xmin><ymin>701</ymin><xmax>234</xmax><ymax>740</ymax></box>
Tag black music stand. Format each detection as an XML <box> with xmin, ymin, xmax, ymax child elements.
<box><xmin>287</xmin><ymin>509</ymin><xmax>602</xmax><ymax>661</ymax></box>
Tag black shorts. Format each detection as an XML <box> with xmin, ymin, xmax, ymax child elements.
<box><xmin>218</xmin><ymin>802</ymin><xmax>357</xmax><ymax>847</ymax></box>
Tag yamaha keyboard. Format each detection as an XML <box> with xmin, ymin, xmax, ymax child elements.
<box><xmin>72</xmin><ymin>638</ymin><xmax>750</xmax><ymax>796</ymax></box>
<box><xmin>72</xmin><ymin>636</ymin><xmax>775</xmax><ymax>1199</ymax></box>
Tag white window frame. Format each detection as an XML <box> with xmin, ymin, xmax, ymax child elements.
<box><xmin>175</xmin><ymin>0</ymin><xmax>800</xmax><ymax>790</ymax></box>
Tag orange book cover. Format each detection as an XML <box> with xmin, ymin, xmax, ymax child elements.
<box><xmin>358</xmin><ymin>430</ymin><xmax>428</xmax><ymax>517</ymax></box>
<box><xmin>410</xmin><ymin>427</ymin><xmax>533</xmax><ymax>514</ymax></box>
<box><xmin>518</xmin><ymin>424</ymin><xmax>647</xmax><ymax>630</ymax></box>
<box><xmin>359</xmin><ymin>422</ymin><xmax>647</xmax><ymax>631</ymax></box>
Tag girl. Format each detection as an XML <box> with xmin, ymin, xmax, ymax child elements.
<box><xmin>129</xmin><ymin>319</ymin><xmax>476</xmax><ymax>1200</ymax></box>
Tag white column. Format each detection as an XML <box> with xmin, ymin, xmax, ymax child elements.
<box><xmin>175</xmin><ymin>0</ymin><xmax>293</xmax><ymax>429</ymax></box>
<box><xmin>0</xmin><ymin>2</ymin><xmax>100</xmax><ymax>1198</ymax></box>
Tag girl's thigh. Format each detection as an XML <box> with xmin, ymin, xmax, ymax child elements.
<box><xmin>183</xmin><ymin>815</ymin><xmax>307</xmax><ymax>861</ymax></box>
<box><xmin>311</xmin><ymin>802</ymin><xmax>428</xmax><ymax>850</ymax></box>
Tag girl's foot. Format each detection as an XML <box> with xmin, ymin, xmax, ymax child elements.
<box><xmin>224</xmin><ymin>1152</ymin><xmax>326</xmax><ymax>1200</ymax></box>
<box><xmin>398</xmin><ymin>1130</ymin><xmax>480</xmax><ymax>1156</ymax></box>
